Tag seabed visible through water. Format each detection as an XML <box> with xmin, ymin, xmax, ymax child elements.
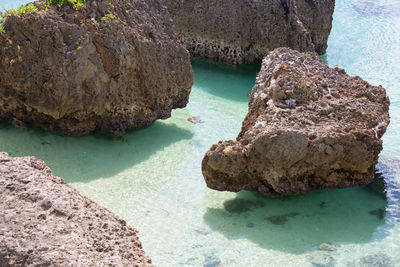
<box><xmin>1</xmin><ymin>0</ymin><xmax>400</xmax><ymax>266</ymax></box>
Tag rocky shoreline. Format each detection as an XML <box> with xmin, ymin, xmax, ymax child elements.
<box><xmin>0</xmin><ymin>0</ymin><xmax>395</xmax><ymax>265</ymax></box>
<box><xmin>0</xmin><ymin>152</ymin><xmax>153</xmax><ymax>266</ymax></box>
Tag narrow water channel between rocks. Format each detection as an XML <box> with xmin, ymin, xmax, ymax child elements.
<box><xmin>1</xmin><ymin>0</ymin><xmax>400</xmax><ymax>266</ymax></box>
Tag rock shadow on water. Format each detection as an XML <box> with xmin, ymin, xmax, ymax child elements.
<box><xmin>204</xmin><ymin>179</ymin><xmax>390</xmax><ymax>254</ymax></box>
<box><xmin>0</xmin><ymin>118</ymin><xmax>194</xmax><ymax>182</ymax></box>
<box><xmin>191</xmin><ymin>57</ymin><xmax>260</xmax><ymax>103</ymax></box>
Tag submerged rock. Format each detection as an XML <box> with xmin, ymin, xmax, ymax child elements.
<box><xmin>0</xmin><ymin>152</ymin><xmax>152</xmax><ymax>266</ymax></box>
<box><xmin>308</xmin><ymin>251</ymin><xmax>335</xmax><ymax>267</ymax></box>
<box><xmin>223</xmin><ymin>198</ymin><xmax>264</xmax><ymax>213</ymax></box>
<box><xmin>349</xmin><ymin>252</ymin><xmax>394</xmax><ymax>267</ymax></box>
<box><xmin>266</xmin><ymin>212</ymin><xmax>299</xmax><ymax>225</ymax></box>
<box><xmin>316</xmin><ymin>243</ymin><xmax>337</xmax><ymax>252</ymax></box>
<box><xmin>366</xmin><ymin>170</ymin><xmax>387</xmax><ymax>198</ymax></box>
<box><xmin>163</xmin><ymin>0</ymin><xmax>335</xmax><ymax>64</ymax></box>
<box><xmin>202</xmin><ymin>48</ymin><xmax>390</xmax><ymax>195</ymax></box>
<box><xmin>203</xmin><ymin>253</ymin><xmax>222</xmax><ymax>267</ymax></box>
<box><xmin>368</xmin><ymin>208</ymin><xmax>386</xmax><ymax>220</ymax></box>
<box><xmin>0</xmin><ymin>0</ymin><xmax>193</xmax><ymax>135</ymax></box>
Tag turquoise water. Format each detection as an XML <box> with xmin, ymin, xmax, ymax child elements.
<box><xmin>1</xmin><ymin>0</ymin><xmax>400</xmax><ymax>266</ymax></box>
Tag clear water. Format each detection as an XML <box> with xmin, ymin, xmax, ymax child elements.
<box><xmin>1</xmin><ymin>0</ymin><xmax>400</xmax><ymax>266</ymax></box>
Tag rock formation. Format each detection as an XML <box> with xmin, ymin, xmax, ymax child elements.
<box><xmin>202</xmin><ymin>48</ymin><xmax>390</xmax><ymax>195</ymax></box>
<box><xmin>163</xmin><ymin>0</ymin><xmax>335</xmax><ymax>64</ymax></box>
<box><xmin>0</xmin><ymin>152</ymin><xmax>152</xmax><ymax>266</ymax></box>
<box><xmin>0</xmin><ymin>0</ymin><xmax>193</xmax><ymax>135</ymax></box>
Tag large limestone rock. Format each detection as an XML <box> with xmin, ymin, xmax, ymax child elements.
<box><xmin>202</xmin><ymin>48</ymin><xmax>390</xmax><ymax>195</ymax></box>
<box><xmin>0</xmin><ymin>152</ymin><xmax>152</xmax><ymax>266</ymax></box>
<box><xmin>0</xmin><ymin>0</ymin><xmax>193</xmax><ymax>135</ymax></box>
<box><xmin>164</xmin><ymin>0</ymin><xmax>335</xmax><ymax>64</ymax></box>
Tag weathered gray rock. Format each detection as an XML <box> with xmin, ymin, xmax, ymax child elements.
<box><xmin>164</xmin><ymin>0</ymin><xmax>335</xmax><ymax>64</ymax></box>
<box><xmin>0</xmin><ymin>0</ymin><xmax>193</xmax><ymax>135</ymax></box>
<box><xmin>0</xmin><ymin>152</ymin><xmax>152</xmax><ymax>266</ymax></box>
<box><xmin>202</xmin><ymin>48</ymin><xmax>390</xmax><ymax>195</ymax></box>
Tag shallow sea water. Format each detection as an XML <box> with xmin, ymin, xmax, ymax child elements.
<box><xmin>1</xmin><ymin>0</ymin><xmax>400</xmax><ymax>266</ymax></box>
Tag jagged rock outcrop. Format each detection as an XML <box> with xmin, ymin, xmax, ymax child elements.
<box><xmin>0</xmin><ymin>0</ymin><xmax>193</xmax><ymax>135</ymax></box>
<box><xmin>0</xmin><ymin>152</ymin><xmax>153</xmax><ymax>266</ymax></box>
<box><xmin>163</xmin><ymin>0</ymin><xmax>335</xmax><ymax>64</ymax></box>
<box><xmin>202</xmin><ymin>48</ymin><xmax>390</xmax><ymax>195</ymax></box>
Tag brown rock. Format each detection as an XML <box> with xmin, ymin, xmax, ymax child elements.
<box><xmin>163</xmin><ymin>0</ymin><xmax>335</xmax><ymax>64</ymax></box>
<box><xmin>0</xmin><ymin>152</ymin><xmax>152</xmax><ymax>266</ymax></box>
<box><xmin>0</xmin><ymin>0</ymin><xmax>193</xmax><ymax>135</ymax></box>
<box><xmin>202</xmin><ymin>48</ymin><xmax>390</xmax><ymax>195</ymax></box>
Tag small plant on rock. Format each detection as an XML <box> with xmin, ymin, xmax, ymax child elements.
<box><xmin>91</xmin><ymin>18</ymin><xmax>99</xmax><ymax>26</ymax></box>
<box><xmin>101</xmin><ymin>13</ymin><xmax>115</xmax><ymax>21</ymax></box>
<box><xmin>45</xmin><ymin>0</ymin><xmax>88</xmax><ymax>9</ymax></box>
<box><xmin>0</xmin><ymin>3</ymin><xmax>39</xmax><ymax>33</ymax></box>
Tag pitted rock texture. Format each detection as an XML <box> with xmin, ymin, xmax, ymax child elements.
<box><xmin>0</xmin><ymin>152</ymin><xmax>153</xmax><ymax>266</ymax></box>
<box><xmin>0</xmin><ymin>0</ymin><xmax>193</xmax><ymax>135</ymax></box>
<box><xmin>202</xmin><ymin>48</ymin><xmax>390</xmax><ymax>195</ymax></box>
<box><xmin>164</xmin><ymin>0</ymin><xmax>335</xmax><ymax>64</ymax></box>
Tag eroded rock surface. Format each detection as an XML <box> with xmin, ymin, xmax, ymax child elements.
<box><xmin>0</xmin><ymin>0</ymin><xmax>193</xmax><ymax>135</ymax></box>
<box><xmin>0</xmin><ymin>152</ymin><xmax>152</xmax><ymax>266</ymax></box>
<box><xmin>164</xmin><ymin>0</ymin><xmax>335</xmax><ymax>64</ymax></box>
<box><xmin>202</xmin><ymin>48</ymin><xmax>390</xmax><ymax>195</ymax></box>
